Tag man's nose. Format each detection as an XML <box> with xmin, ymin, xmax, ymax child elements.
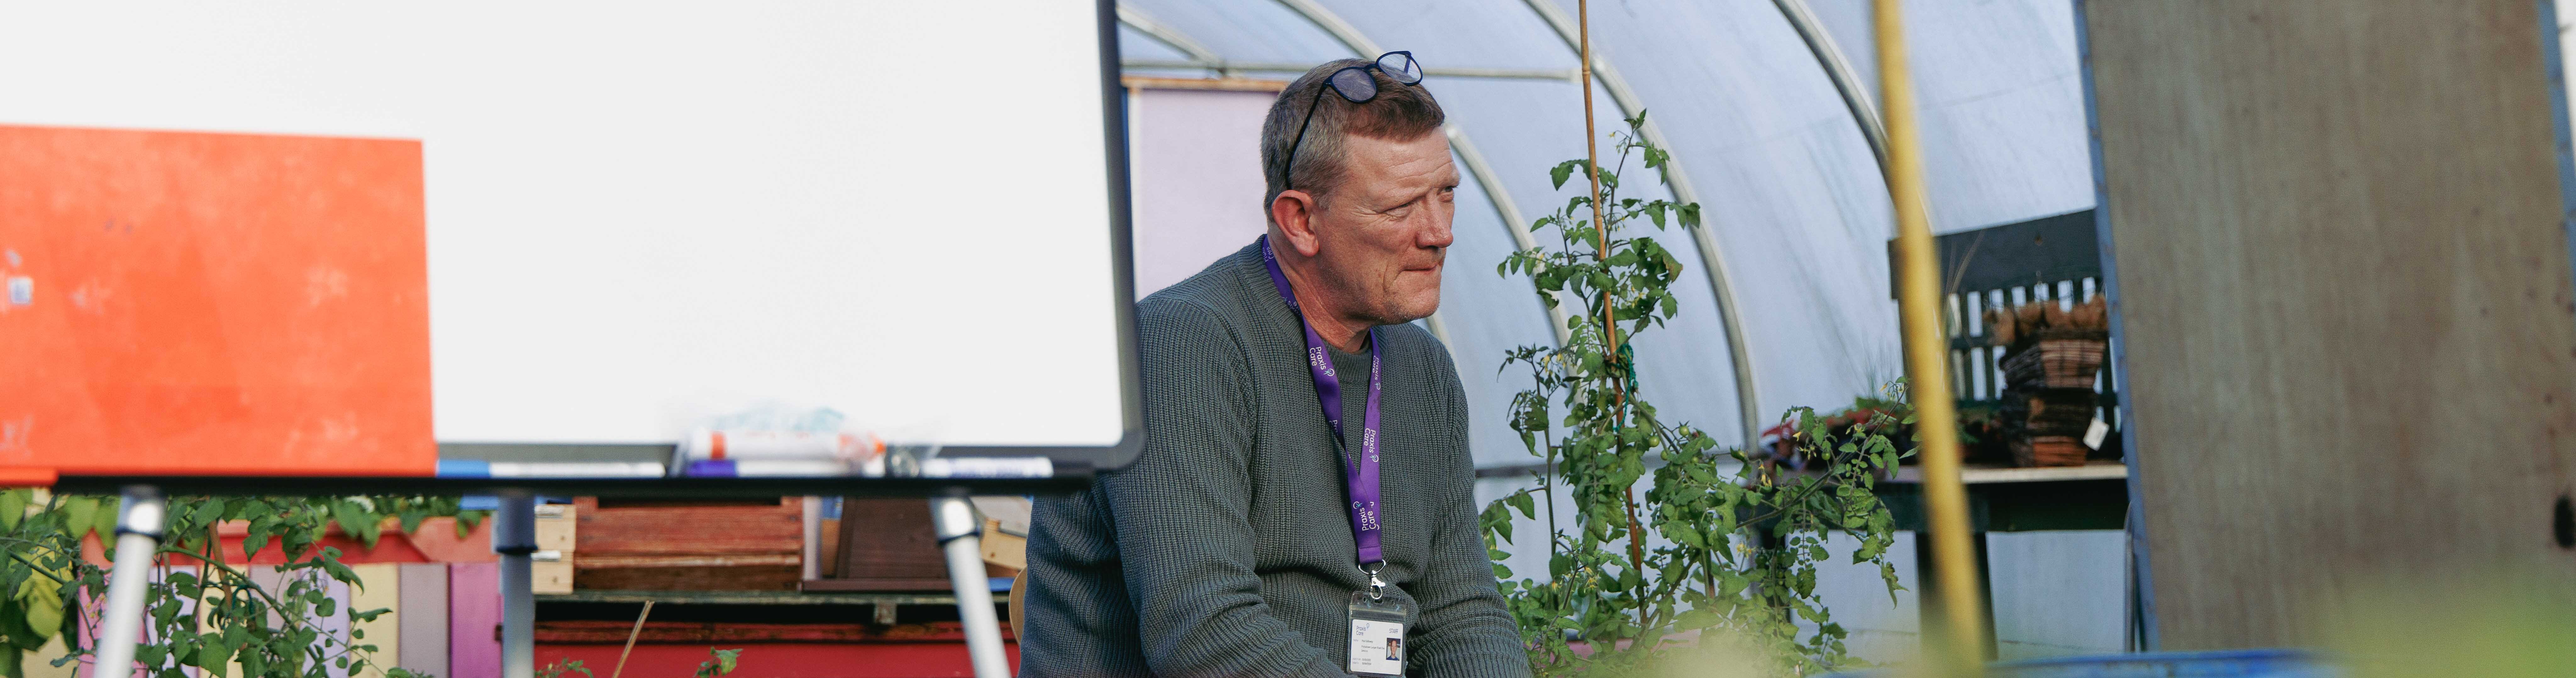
<box><xmin>1418</xmin><ymin>207</ymin><xmax>1455</xmax><ymax>250</ymax></box>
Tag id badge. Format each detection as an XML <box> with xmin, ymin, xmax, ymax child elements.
<box><xmin>1347</xmin><ymin>591</ymin><xmax>1413</xmax><ymax>677</ymax></box>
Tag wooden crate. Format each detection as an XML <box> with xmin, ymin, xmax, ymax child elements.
<box><xmin>531</xmin><ymin>560</ymin><xmax>574</xmax><ymax>595</ymax></box>
<box><xmin>804</xmin><ymin>497</ymin><xmax>950</xmax><ymax>592</ymax></box>
<box><xmin>534</xmin><ymin>503</ymin><xmax>576</xmax><ymax>553</ymax></box>
<box><xmin>571</xmin><ymin>497</ymin><xmax>802</xmax><ymax>591</ymax></box>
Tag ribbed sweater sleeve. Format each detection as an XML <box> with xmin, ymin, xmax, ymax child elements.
<box><xmin>1102</xmin><ymin>298</ymin><xmax>1347</xmax><ymax>677</ymax></box>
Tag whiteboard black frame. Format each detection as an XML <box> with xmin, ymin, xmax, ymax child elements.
<box><xmin>49</xmin><ymin>0</ymin><xmax>1142</xmax><ymax>495</ymax></box>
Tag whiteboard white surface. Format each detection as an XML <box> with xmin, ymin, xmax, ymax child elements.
<box><xmin>0</xmin><ymin>3</ymin><xmax>1132</xmax><ymax>449</ymax></box>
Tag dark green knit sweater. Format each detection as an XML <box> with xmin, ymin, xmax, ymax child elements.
<box><xmin>1021</xmin><ymin>240</ymin><xmax>1530</xmax><ymax>677</ymax></box>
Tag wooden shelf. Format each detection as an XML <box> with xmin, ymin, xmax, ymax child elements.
<box><xmin>537</xmin><ymin>588</ymin><xmax>959</xmax><ymax>607</ymax></box>
<box><xmin>533</xmin><ymin>620</ymin><xmax>1013</xmax><ymax>644</ymax></box>
<box><xmin>1884</xmin><ymin>460</ymin><xmax>2128</xmax><ymax>485</ymax></box>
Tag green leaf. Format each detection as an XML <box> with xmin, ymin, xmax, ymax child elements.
<box><xmin>189</xmin><ymin>498</ymin><xmax>227</xmax><ymax>533</ymax></box>
<box><xmin>59</xmin><ymin>498</ymin><xmax>97</xmax><ymax>542</ymax></box>
<box><xmin>96</xmin><ymin>496</ymin><xmax>121</xmax><ymax>543</ymax></box>
<box><xmin>1550</xmin><ymin>160</ymin><xmax>1585</xmax><ymax>190</ymax></box>
<box><xmin>14</xmin><ymin>568</ymin><xmax>61</xmax><ymax>640</ymax></box>
<box><xmin>196</xmin><ymin>638</ymin><xmax>231</xmax><ymax>674</ymax></box>
<box><xmin>330</xmin><ymin>501</ymin><xmax>380</xmax><ymax>549</ymax></box>
<box><xmin>0</xmin><ymin>597</ymin><xmax>41</xmax><ymax>652</ymax></box>
<box><xmin>319</xmin><ymin>550</ymin><xmax>359</xmax><ymax>584</ymax></box>
<box><xmin>0</xmin><ymin>489</ymin><xmax>24</xmax><ymax>530</ymax></box>
<box><xmin>242</xmin><ymin>516</ymin><xmax>275</xmax><ymax>561</ymax></box>
<box><xmin>696</xmin><ymin>648</ymin><xmax>743</xmax><ymax>678</ymax></box>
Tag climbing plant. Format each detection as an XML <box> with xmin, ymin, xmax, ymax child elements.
<box><xmin>1478</xmin><ymin>112</ymin><xmax>1909</xmax><ymax>677</ymax></box>
<box><xmin>0</xmin><ymin>490</ymin><xmax>481</xmax><ymax>678</ymax></box>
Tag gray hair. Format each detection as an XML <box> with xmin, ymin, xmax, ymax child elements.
<box><xmin>1260</xmin><ymin>58</ymin><xmax>1445</xmax><ymax>216</ymax></box>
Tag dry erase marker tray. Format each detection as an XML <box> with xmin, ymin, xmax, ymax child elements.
<box><xmin>49</xmin><ymin>443</ymin><xmax>1091</xmax><ymax>498</ymax></box>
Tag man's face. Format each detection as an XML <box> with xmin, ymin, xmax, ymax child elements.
<box><xmin>1302</xmin><ymin>132</ymin><xmax>1458</xmax><ymax>325</ymax></box>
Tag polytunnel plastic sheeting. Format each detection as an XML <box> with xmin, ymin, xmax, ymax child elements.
<box><xmin>1804</xmin><ymin>0</ymin><xmax>2095</xmax><ymax>234</ymax></box>
<box><xmin>1304</xmin><ymin>0</ymin><xmax>1575</xmax><ymax>71</ymax></box>
<box><xmin>1114</xmin><ymin>0</ymin><xmax>2103</xmax><ymax>460</ymax></box>
<box><xmin>1119</xmin><ymin>0</ymin><xmax>1348</xmax><ymax>65</ymax></box>
<box><xmin>1118</xmin><ymin>23</ymin><xmax>1193</xmax><ymax>62</ymax></box>
<box><xmin>1541</xmin><ymin>0</ymin><xmax>1905</xmax><ymax>412</ymax></box>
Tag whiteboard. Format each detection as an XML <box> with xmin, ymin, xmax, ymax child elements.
<box><xmin>0</xmin><ymin>2</ymin><xmax>1140</xmax><ymax>460</ymax></box>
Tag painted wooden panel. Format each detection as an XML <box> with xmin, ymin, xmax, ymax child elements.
<box><xmin>447</xmin><ymin>563</ymin><xmax>501</xmax><ymax>678</ymax></box>
<box><xmin>397</xmin><ymin>564</ymin><xmax>451</xmax><ymax>678</ymax></box>
<box><xmin>2083</xmin><ymin>0</ymin><xmax>2576</xmax><ymax>648</ymax></box>
<box><xmin>349</xmin><ymin>564</ymin><xmax>401</xmax><ymax>678</ymax></box>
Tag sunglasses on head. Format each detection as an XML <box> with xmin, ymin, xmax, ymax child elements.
<box><xmin>1281</xmin><ymin>51</ymin><xmax>1425</xmax><ymax>191</ymax></box>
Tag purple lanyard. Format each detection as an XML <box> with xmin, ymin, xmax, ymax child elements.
<box><xmin>1258</xmin><ymin>236</ymin><xmax>1385</xmax><ymax>567</ymax></box>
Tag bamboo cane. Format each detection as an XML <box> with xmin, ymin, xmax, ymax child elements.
<box><xmin>608</xmin><ymin>600</ymin><xmax>654</xmax><ymax>678</ymax></box>
<box><xmin>1873</xmin><ymin>0</ymin><xmax>1986</xmax><ymax>674</ymax></box>
<box><xmin>1574</xmin><ymin>0</ymin><xmax>1650</xmax><ymax>589</ymax></box>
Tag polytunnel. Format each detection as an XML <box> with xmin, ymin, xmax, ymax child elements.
<box><xmin>1116</xmin><ymin>0</ymin><xmax>2089</xmax><ymax>471</ymax></box>
<box><xmin>1111</xmin><ymin>0</ymin><xmax>2107</xmax><ymax>659</ymax></box>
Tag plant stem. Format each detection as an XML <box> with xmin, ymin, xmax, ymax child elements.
<box><xmin>192</xmin><ymin>523</ymin><xmax>212</xmax><ymax>678</ymax></box>
<box><xmin>0</xmin><ymin>541</ymin><xmax>74</xmax><ymax>585</ymax></box>
<box><xmin>1575</xmin><ymin>0</ymin><xmax>1649</xmax><ymax>614</ymax></box>
<box><xmin>1543</xmin><ymin>423</ymin><xmax>1559</xmax><ymax>567</ymax></box>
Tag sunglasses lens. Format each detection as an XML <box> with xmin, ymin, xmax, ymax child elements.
<box><xmin>1379</xmin><ymin>52</ymin><xmax>1422</xmax><ymax>84</ymax></box>
<box><xmin>1330</xmin><ymin>67</ymin><xmax>1378</xmax><ymax>102</ymax></box>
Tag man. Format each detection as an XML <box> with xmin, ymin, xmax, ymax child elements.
<box><xmin>1022</xmin><ymin>56</ymin><xmax>1530</xmax><ymax>677</ymax></box>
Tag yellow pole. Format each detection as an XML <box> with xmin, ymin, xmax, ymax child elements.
<box><xmin>1872</xmin><ymin>0</ymin><xmax>1985</xmax><ymax>675</ymax></box>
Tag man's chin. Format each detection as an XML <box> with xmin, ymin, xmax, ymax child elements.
<box><xmin>1381</xmin><ymin>291</ymin><xmax>1443</xmax><ymax>326</ymax></box>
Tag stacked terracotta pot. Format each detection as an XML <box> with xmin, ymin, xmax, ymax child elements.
<box><xmin>1985</xmin><ymin>296</ymin><xmax>2110</xmax><ymax>467</ymax></box>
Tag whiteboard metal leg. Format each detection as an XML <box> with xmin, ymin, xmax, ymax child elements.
<box><xmin>801</xmin><ymin>497</ymin><xmax>824</xmax><ymax>581</ymax></box>
<box><xmin>930</xmin><ymin>493</ymin><xmax>1007</xmax><ymax>678</ymax></box>
<box><xmin>495</xmin><ymin>493</ymin><xmax>538</xmax><ymax>678</ymax></box>
<box><xmin>94</xmin><ymin>485</ymin><xmax>166</xmax><ymax>678</ymax></box>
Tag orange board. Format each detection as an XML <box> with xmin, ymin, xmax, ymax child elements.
<box><xmin>0</xmin><ymin>125</ymin><xmax>434</xmax><ymax>478</ymax></box>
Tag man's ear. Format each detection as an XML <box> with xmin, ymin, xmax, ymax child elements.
<box><xmin>1270</xmin><ymin>189</ymin><xmax>1325</xmax><ymax>257</ymax></box>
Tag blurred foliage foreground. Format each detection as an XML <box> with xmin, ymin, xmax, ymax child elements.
<box><xmin>0</xmin><ymin>490</ymin><xmax>481</xmax><ymax>678</ymax></box>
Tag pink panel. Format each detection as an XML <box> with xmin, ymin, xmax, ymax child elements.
<box><xmin>447</xmin><ymin>563</ymin><xmax>501</xmax><ymax>678</ymax></box>
<box><xmin>1129</xmin><ymin>88</ymin><xmax>1279</xmax><ymax>297</ymax></box>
